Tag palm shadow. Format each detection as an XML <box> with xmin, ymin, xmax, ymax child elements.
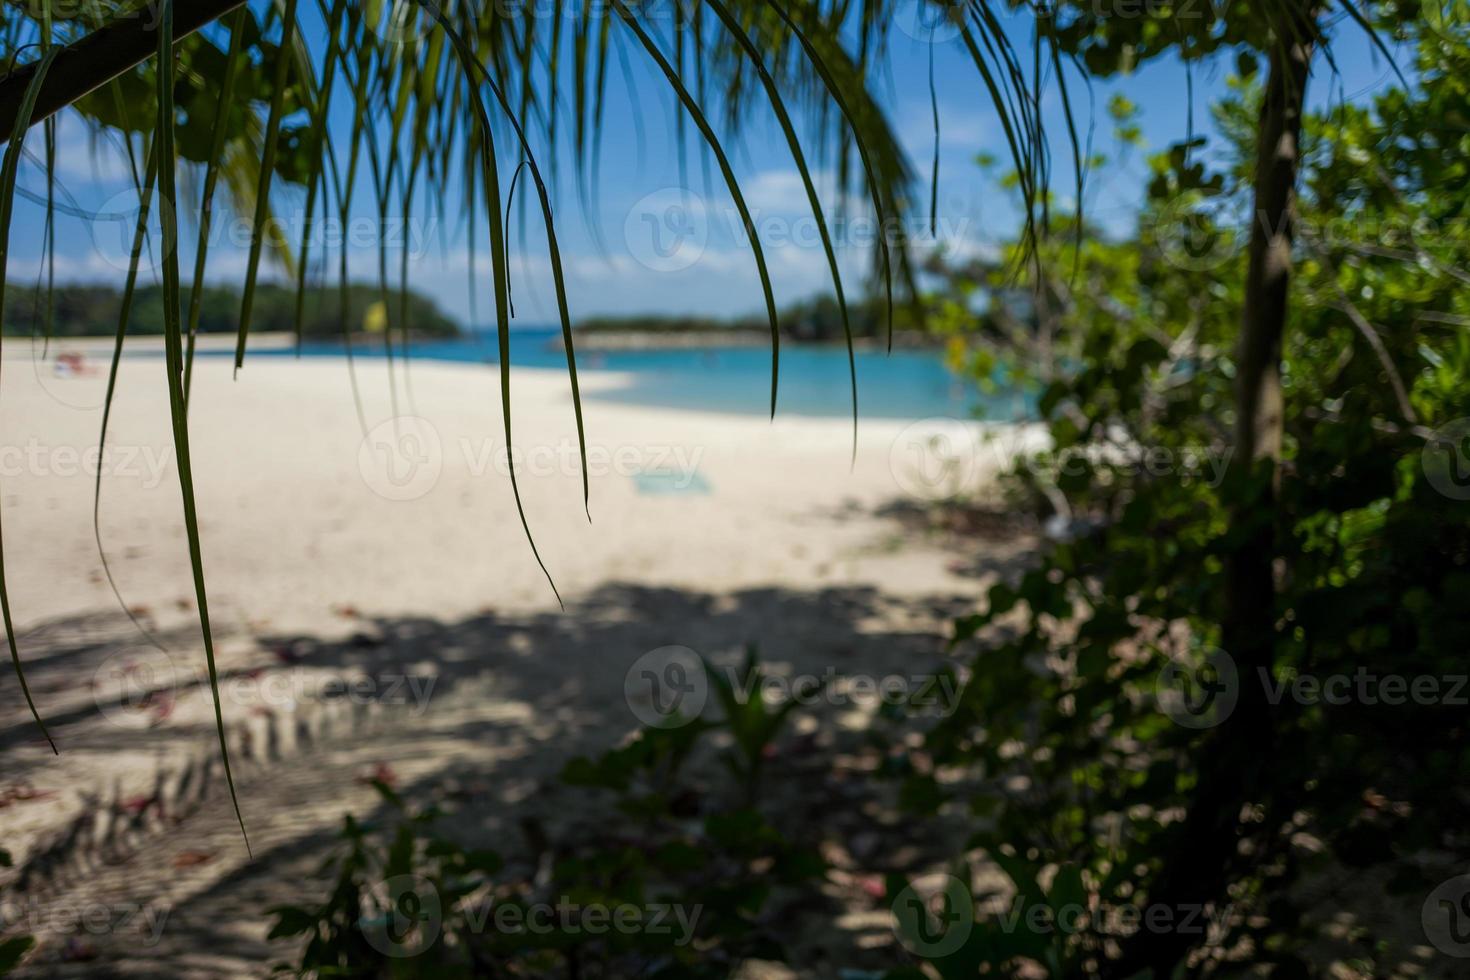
<box><xmin>2</xmin><ymin>572</ymin><xmax>1018</xmax><ymax>977</ymax></box>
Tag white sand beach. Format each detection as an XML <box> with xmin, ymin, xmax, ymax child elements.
<box><xmin>0</xmin><ymin>345</ymin><xmax>1040</xmax><ymax>629</ymax></box>
<box><xmin>0</xmin><ymin>345</ymin><xmax>1038</xmax><ymax>976</ymax></box>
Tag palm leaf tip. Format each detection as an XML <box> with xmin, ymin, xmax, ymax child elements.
<box><xmin>429</xmin><ymin>7</ymin><xmax>563</xmax><ymax>608</ymax></box>
<box><xmin>613</xmin><ymin>0</ymin><xmax>781</xmax><ymax>418</ymax></box>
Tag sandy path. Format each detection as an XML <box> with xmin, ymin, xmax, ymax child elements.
<box><xmin>0</xmin><ymin>346</ymin><xmax>1035</xmax><ymax>975</ymax></box>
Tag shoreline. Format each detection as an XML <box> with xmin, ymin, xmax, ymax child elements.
<box><xmin>7</xmin><ymin>331</ymin><xmax>300</xmax><ymax>354</ymax></box>
<box><xmin>561</xmin><ymin>328</ymin><xmax>944</xmax><ymax>352</ymax></box>
<box><xmin>24</xmin><ymin>331</ymin><xmax>462</xmax><ymax>355</ymax></box>
<box><xmin>24</xmin><ymin>327</ymin><xmax>945</xmax><ymax>356</ymax></box>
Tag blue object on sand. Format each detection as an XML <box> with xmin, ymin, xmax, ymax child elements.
<box><xmin>632</xmin><ymin>469</ymin><xmax>711</xmax><ymax>495</ymax></box>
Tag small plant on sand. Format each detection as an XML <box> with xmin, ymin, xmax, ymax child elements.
<box><xmin>560</xmin><ymin>715</ymin><xmax>715</xmax><ymax>823</ymax></box>
<box><xmin>705</xmin><ymin>646</ymin><xmax>809</xmax><ymax>803</ymax></box>
<box><xmin>272</xmin><ymin>703</ymin><xmax>830</xmax><ymax>978</ymax></box>
<box><xmin>267</xmin><ymin>782</ymin><xmax>498</xmax><ymax>978</ymax></box>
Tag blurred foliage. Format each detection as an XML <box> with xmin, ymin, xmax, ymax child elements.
<box><xmin>904</xmin><ymin>15</ymin><xmax>1470</xmax><ymax>978</ymax></box>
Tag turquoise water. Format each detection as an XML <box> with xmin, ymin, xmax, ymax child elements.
<box><xmin>259</xmin><ymin>327</ymin><xmax>1024</xmax><ymax>421</ymax></box>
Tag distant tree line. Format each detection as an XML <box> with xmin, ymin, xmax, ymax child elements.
<box><xmin>1</xmin><ymin>282</ymin><xmax>460</xmax><ymax>339</ymax></box>
<box><xmin>576</xmin><ymin>292</ymin><xmax>927</xmax><ymax>343</ymax></box>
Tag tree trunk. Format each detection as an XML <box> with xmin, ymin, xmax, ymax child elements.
<box><xmin>1106</xmin><ymin>7</ymin><xmax>1317</xmax><ymax>977</ymax></box>
<box><xmin>0</xmin><ymin>0</ymin><xmax>246</xmax><ymax>141</ymax></box>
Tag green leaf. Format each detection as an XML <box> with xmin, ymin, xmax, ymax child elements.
<box><xmin>0</xmin><ymin>936</ymin><xmax>34</xmax><ymax>974</ymax></box>
<box><xmin>235</xmin><ymin>0</ymin><xmax>301</xmax><ymax>371</ymax></box>
<box><xmin>614</xmin><ymin>1</ymin><xmax>782</xmax><ymax>419</ymax></box>
<box><xmin>468</xmin><ymin>57</ymin><xmax>591</xmax><ymax>520</ymax></box>
<box><xmin>428</xmin><ymin>7</ymin><xmax>562</xmax><ymax>606</ymax></box>
<box><xmin>0</xmin><ymin>46</ymin><xmax>62</xmax><ymax>754</ymax></box>
<box><xmin>184</xmin><ymin>5</ymin><xmax>249</xmax><ymax>401</ymax></box>
<box><xmin>94</xmin><ymin>142</ymin><xmax>167</xmax><ymax>653</ymax></box>
<box><xmin>154</xmin><ymin>0</ymin><xmax>250</xmax><ymax>852</ymax></box>
<box><xmin>705</xmin><ymin>0</ymin><xmax>857</xmax><ymax>452</ymax></box>
<box><xmin>266</xmin><ymin>906</ymin><xmax>319</xmax><ymax>939</ymax></box>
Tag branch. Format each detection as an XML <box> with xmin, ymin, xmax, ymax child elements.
<box><xmin>0</xmin><ymin>0</ymin><xmax>245</xmax><ymax>142</ymax></box>
<box><xmin>1303</xmin><ymin>236</ymin><xmax>1418</xmax><ymax>425</ymax></box>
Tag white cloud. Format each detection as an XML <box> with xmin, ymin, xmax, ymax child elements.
<box><xmin>24</xmin><ymin>112</ymin><xmax>138</xmax><ymax>187</ymax></box>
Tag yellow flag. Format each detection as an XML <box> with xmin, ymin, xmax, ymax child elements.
<box><xmin>363</xmin><ymin>300</ymin><xmax>388</xmax><ymax>334</ymax></box>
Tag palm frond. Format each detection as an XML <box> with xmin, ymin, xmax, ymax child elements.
<box><xmin>153</xmin><ymin>0</ymin><xmax>251</xmax><ymax>852</ymax></box>
<box><xmin>0</xmin><ymin>46</ymin><xmax>62</xmax><ymax>754</ymax></box>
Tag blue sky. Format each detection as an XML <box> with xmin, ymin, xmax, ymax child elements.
<box><xmin>8</xmin><ymin>1</ymin><xmax>1410</xmax><ymax>328</ymax></box>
